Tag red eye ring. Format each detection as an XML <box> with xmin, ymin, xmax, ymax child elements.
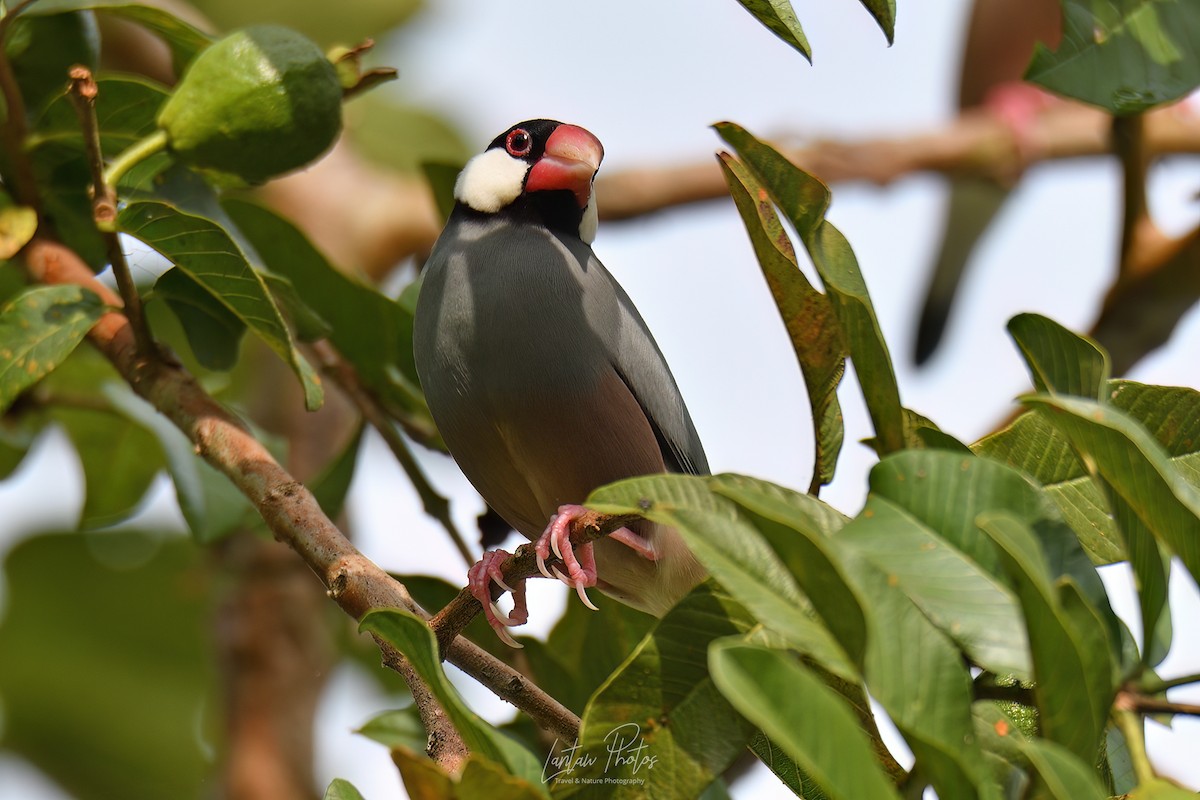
<box><xmin>505</xmin><ymin>129</ymin><xmax>533</xmax><ymax>157</ymax></box>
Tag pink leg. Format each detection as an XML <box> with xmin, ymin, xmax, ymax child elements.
<box><xmin>467</xmin><ymin>549</ymin><xmax>528</xmax><ymax>649</ymax></box>
<box><xmin>534</xmin><ymin>504</ymin><xmax>658</xmax><ymax>610</ymax></box>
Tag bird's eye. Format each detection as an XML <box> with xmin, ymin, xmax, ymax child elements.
<box><xmin>505</xmin><ymin>129</ymin><xmax>532</xmax><ymax>157</ymax></box>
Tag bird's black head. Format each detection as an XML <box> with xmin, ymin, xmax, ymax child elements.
<box><xmin>454</xmin><ymin>119</ymin><xmax>604</xmax><ymax>242</ymax></box>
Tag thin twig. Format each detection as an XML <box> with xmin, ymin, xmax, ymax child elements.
<box><xmin>66</xmin><ymin>66</ymin><xmax>156</xmax><ymax>358</ymax></box>
<box><xmin>21</xmin><ymin>237</ymin><xmax>584</xmax><ymax>744</ymax></box>
<box><xmin>428</xmin><ymin>510</ymin><xmax>641</xmax><ymax>655</ymax></box>
<box><xmin>308</xmin><ymin>338</ymin><xmax>475</xmax><ymax>567</ymax></box>
<box><xmin>1122</xmin><ymin>691</ymin><xmax>1200</xmax><ymax>719</ymax></box>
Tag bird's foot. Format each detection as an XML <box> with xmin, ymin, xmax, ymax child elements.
<box><xmin>535</xmin><ymin>504</ymin><xmax>658</xmax><ymax>610</ymax></box>
<box><xmin>468</xmin><ymin>549</ymin><xmax>528</xmax><ymax>649</ymax></box>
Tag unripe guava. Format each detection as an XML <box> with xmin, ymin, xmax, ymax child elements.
<box><xmin>156</xmin><ymin>24</ymin><xmax>342</xmax><ymax>183</ymax></box>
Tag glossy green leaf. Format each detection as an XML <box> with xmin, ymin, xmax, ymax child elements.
<box><xmin>0</xmin><ymin>285</ymin><xmax>105</xmax><ymax>413</ymax></box>
<box><xmin>221</xmin><ymin>199</ymin><xmax>435</xmax><ymax>435</ymax></box>
<box><xmin>0</xmin><ymin>531</ymin><xmax>217</xmax><ymax>799</ymax></box>
<box><xmin>1007</xmin><ymin>313</ymin><xmax>1110</xmax><ymax>401</ymax></box>
<box><xmin>30</xmin><ymin>0</ymin><xmax>212</xmax><ymax>72</ymax></box>
<box><xmin>709</xmin><ymin>640</ymin><xmax>902</xmax><ymax>800</ymax></box>
<box><xmin>1016</xmin><ymin>738</ymin><xmax>1107</xmax><ymax>800</ymax></box>
<box><xmin>563</xmin><ymin>582</ymin><xmax>757</xmax><ymax>797</ymax></box>
<box><xmin>358</xmin><ymin>608</ymin><xmax>544</xmax><ymax>787</ymax></box>
<box><xmin>153</xmin><ymin>267</ymin><xmax>246</xmax><ymax>371</ymax></box>
<box><xmin>118</xmin><ymin>199</ymin><xmax>323</xmax><ymax>411</ymax></box>
<box><xmin>715</xmin><ymin>123</ymin><xmax>906</xmax><ymax>456</ymax></box>
<box><xmin>323</xmin><ymin>778</ymin><xmax>367</xmax><ymax>800</ymax></box>
<box><xmin>30</xmin><ymin>75</ymin><xmax>167</xmax><ymax>157</ymax></box>
<box><xmin>977</xmin><ymin>512</ymin><xmax>1115</xmax><ymax>764</ymax></box>
<box><xmin>588</xmin><ymin>474</ymin><xmax>856</xmax><ymax>680</ymax></box>
<box><xmin>5</xmin><ymin>10</ymin><xmax>99</xmax><ymax>117</ymax></box>
<box><xmin>1024</xmin><ymin>393</ymin><xmax>1200</xmax><ymax>589</ymax></box>
<box><xmin>717</xmin><ymin>152</ymin><xmax>846</xmax><ymax>492</ymax></box>
<box><xmin>1026</xmin><ymin>0</ymin><xmax>1200</xmax><ymax>114</ymax></box>
<box><xmin>731</xmin><ymin>0</ymin><xmax>811</xmax><ymax>61</ymax></box>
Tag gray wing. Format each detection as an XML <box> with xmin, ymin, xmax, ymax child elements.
<box><xmin>570</xmin><ymin>238</ymin><xmax>709</xmax><ymax>476</ymax></box>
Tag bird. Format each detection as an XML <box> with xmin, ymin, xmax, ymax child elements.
<box><xmin>413</xmin><ymin>119</ymin><xmax>708</xmax><ymax>646</ymax></box>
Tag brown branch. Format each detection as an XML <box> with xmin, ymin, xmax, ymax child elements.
<box><xmin>1119</xmin><ymin>690</ymin><xmax>1200</xmax><ymax>719</ymax></box>
<box><xmin>18</xmin><ymin>238</ymin><xmax>581</xmax><ymax>750</ymax></box>
<box><xmin>307</xmin><ymin>338</ymin><xmax>475</xmax><ymax>567</ymax></box>
<box><xmin>66</xmin><ymin>66</ymin><xmax>156</xmax><ymax>358</ymax></box>
<box><xmin>428</xmin><ymin>510</ymin><xmax>641</xmax><ymax>655</ymax></box>
<box><xmin>1112</xmin><ymin>113</ymin><xmax>1159</xmax><ymax>279</ymax></box>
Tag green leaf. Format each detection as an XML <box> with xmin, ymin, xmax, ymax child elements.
<box><xmin>837</xmin><ymin>516</ymin><xmax>989</xmax><ymax>798</ymax></box>
<box><xmin>1023</xmin><ymin>393</ymin><xmax>1200</xmax><ymax>589</ymax></box>
<box><xmin>522</xmin><ymin>586</ymin><xmax>655</xmax><ymax>715</ymax></box>
<box><xmin>563</xmin><ymin>582</ymin><xmax>757</xmax><ymax>797</ymax></box>
<box><xmin>748</xmin><ymin>732</ymin><xmax>829</xmax><ymax>799</ymax></box>
<box><xmin>423</xmin><ymin>162</ymin><xmax>464</xmax><ymax>224</ymax></box>
<box><xmin>857</xmin><ymin>0</ymin><xmax>896</xmax><ymax>44</ymax></box>
<box><xmin>977</xmin><ymin>512</ymin><xmax>1115</xmax><ymax>764</ymax></box>
<box><xmin>717</xmin><ymin>152</ymin><xmax>846</xmax><ymax>492</ymax></box>
<box><xmin>346</xmin><ymin>95</ymin><xmax>470</xmax><ymax>175</ymax></box>
<box><xmin>841</xmin><ymin>493</ymin><xmax>1032</xmax><ymax>679</ymax></box>
<box><xmin>53</xmin><ymin>389</ymin><xmax>164</xmax><ymax>529</ymax></box>
<box><xmin>358</xmin><ymin>608</ymin><xmax>545</xmax><ymax>787</ymax></box>
<box><xmin>709</xmin><ymin>640</ymin><xmax>902</xmax><ymax>800</ymax></box>
<box><xmin>1016</xmin><ymin>737</ymin><xmax>1108</xmax><ymax>800</ymax></box>
<box><xmin>5</xmin><ymin>10</ymin><xmax>99</xmax><ymax>117</ymax></box>
<box><xmin>29</xmin><ymin>0</ymin><xmax>212</xmax><ymax>73</ymax></box>
<box><xmin>101</xmin><ymin>378</ymin><xmax>256</xmax><ymax>542</ymax></box>
<box><xmin>457</xmin><ymin>757</ymin><xmax>546</xmax><ymax>799</ymax></box>
<box><xmin>715</xmin><ymin>122</ymin><xmax>906</xmax><ymax>456</ymax></box>
<box><xmin>1025</xmin><ymin>0</ymin><xmax>1200</xmax><ymax>114</ymax></box>
<box><xmin>0</xmin><ymin>284</ymin><xmax>105</xmax><ymax>413</ymax></box>
<box><xmin>323</xmin><ymin>778</ymin><xmax>368</xmax><ymax>800</ymax></box>
<box><xmin>709</xmin><ymin>474</ymin><xmax>866</xmax><ymax>664</ymax></box>
<box><xmin>308</xmin><ymin>426</ymin><xmax>362</xmax><ymax>522</ymax></box>
<box><xmin>588</xmin><ymin>474</ymin><xmax>856</xmax><ymax>681</ymax></box>
<box><xmin>731</xmin><ymin>0</ymin><xmax>811</xmax><ymax>61</ymax></box>
<box><xmin>221</xmin><ymin>199</ymin><xmax>435</xmax><ymax>435</ymax></box>
<box><xmin>152</xmin><ymin>267</ymin><xmax>246</xmax><ymax>371</ymax></box>
<box><xmin>0</xmin><ymin>531</ymin><xmax>217</xmax><ymax>799</ymax></box>
<box><xmin>31</xmin><ymin>75</ymin><xmax>167</xmax><ymax>156</ymax></box>
<box><xmin>117</xmin><ymin>199</ymin><xmax>323</xmax><ymax>411</ymax></box>
<box><xmin>356</xmin><ymin>706</ymin><xmax>428</xmax><ymax>752</ymax></box>
<box><xmin>1007</xmin><ymin>313</ymin><xmax>1110</xmax><ymax>401</ymax></box>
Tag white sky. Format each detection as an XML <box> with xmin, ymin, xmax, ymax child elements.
<box><xmin>2</xmin><ymin>0</ymin><xmax>1199</xmax><ymax>798</ymax></box>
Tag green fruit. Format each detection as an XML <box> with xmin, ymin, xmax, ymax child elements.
<box><xmin>156</xmin><ymin>24</ymin><xmax>343</xmax><ymax>183</ymax></box>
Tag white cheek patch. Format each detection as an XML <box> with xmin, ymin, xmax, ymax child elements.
<box><xmin>454</xmin><ymin>149</ymin><xmax>530</xmax><ymax>213</ymax></box>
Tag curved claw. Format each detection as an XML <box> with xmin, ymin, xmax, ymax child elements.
<box><xmin>490</xmin><ymin>601</ymin><xmax>517</xmax><ymax>627</ymax></box>
<box><xmin>550</xmin><ymin>565</ymin><xmax>574</xmax><ymax>588</ymax></box>
<box><xmin>536</xmin><ymin>548</ymin><xmax>554</xmax><ymax>580</ymax></box>
<box><xmin>575</xmin><ymin>582</ymin><xmax>599</xmax><ymax>611</ymax></box>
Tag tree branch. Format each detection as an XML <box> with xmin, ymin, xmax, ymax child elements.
<box><xmin>428</xmin><ymin>510</ymin><xmax>642</xmax><ymax>655</ymax></box>
<box><xmin>18</xmin><ymin>238</ymin><xmax>581</xmax><ymax>750</ymax></box>
<box><xmin>0</xmin><ymin>0</ymin><xmax>43</xmax><ymax>209</ymax></box>
<box><xmin>66</xmin><ymin>66</ymin><xmax>156</xmax><ymax>358</ymax></box>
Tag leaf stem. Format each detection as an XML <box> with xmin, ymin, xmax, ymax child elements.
<box><xmin>1139</xmin><ymin>671</ymin><xmax>1200</xmax><ymax>694</ymax></box>
<box><xmin>67</xmin><ymin>67</ymin><xmax>156</xmax><ymax>359</ymax></box>
<box><xmin>102</xmin><ymin>128</ymin><xmax>169</xmax><ymax>190</ymax></box>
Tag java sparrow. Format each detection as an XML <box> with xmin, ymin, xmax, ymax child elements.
<box><xmin>414</xmin><ymin>120</ymin><xmax>708</xmax><ymax>646</ymax></box>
